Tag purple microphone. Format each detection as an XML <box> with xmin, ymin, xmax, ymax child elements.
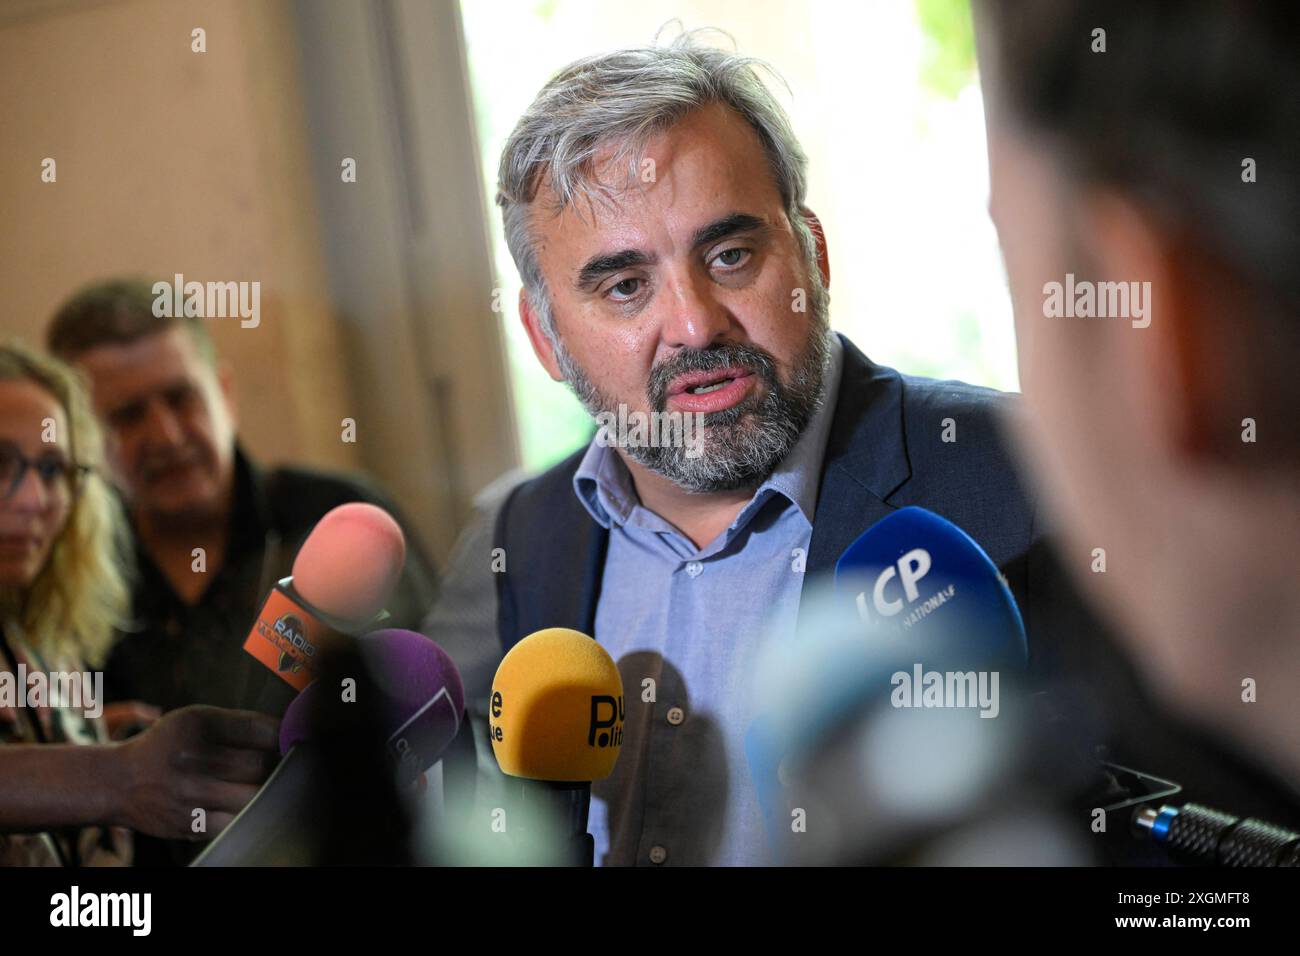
<box><xmin>194</xmin><ymin>629</ymin><xmax>464</xmax><ymax>866</ymax></box>
<box><xmin>280</xmin><ymin>628</ymin><xmax>465</xmax><ymax>785</ymax></box>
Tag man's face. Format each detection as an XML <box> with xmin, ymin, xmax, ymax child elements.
<box><xmin>74</xmin><ymin>327</ymin><xmax>236</xmax><ymax>521</ymax></box>
<box><xmin>525</xmin><ymin>101</ymin><xmax>831</xmax><ymax>492</ymax></box>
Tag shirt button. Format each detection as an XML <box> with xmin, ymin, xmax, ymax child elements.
<box><xmin>649</xmin><ymin>845</ymin><xmax>668</xmax><ymax>865</ymax></box>
<box><xmin>685</xmin><ymin>561</ymin><xmax>703</xmax><ymax>578</ymax></box>
<box><xmin>666</xmin><ymin>706</ymin><xmax>685</xmax><ymax>726</ymax></box>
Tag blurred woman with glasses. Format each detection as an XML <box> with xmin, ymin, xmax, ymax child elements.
<box><xmin>0</xmin><ymin>341</ymin><xmax>279</xmax><ymax>866</ymax></box>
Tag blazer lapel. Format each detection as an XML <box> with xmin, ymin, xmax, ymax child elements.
<box><xmin>803</xmin><ymin>336</ymin><xmax>913</xmax><ymax>583</ymax></box>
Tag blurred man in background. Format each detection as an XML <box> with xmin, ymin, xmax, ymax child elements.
<box><xmin>975</xmin><ymin>0</ymin><xmax>1300</xmax><ymax>825</ymax></box>
<box><xmin>47</xmin><ymin>279</ymin><xmax>438</xmax><ymax>863</ymax></box>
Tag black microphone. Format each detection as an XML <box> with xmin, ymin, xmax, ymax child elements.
<box><xmin>1133</xmin><ymin>802</ymin><xmax>1300</xmax><ymax>866</ymax></box>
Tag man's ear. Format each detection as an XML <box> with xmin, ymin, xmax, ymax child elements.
<box><xmin>800</xmin><ymin>206</ymin><xmax>830</xmax><ymax>291</ymax></box>
<box><xmin>1080</xmin><ymin>190</ymin><xmax>1226</xmax><ymax>465</ymax></box>
<box><xmin>519</xmin><ymin>288</ymin><xmax>564</xmax><ymax>382</ymax></box>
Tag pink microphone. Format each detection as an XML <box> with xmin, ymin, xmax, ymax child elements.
<box><xmin>242</xmin><ymin>503</ymin><xmax>406</xmax><ymax>689</ymax></box>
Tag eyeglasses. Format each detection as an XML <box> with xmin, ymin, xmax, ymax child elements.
<box><xmin>0</xmin><ymin>445</ymin><xmax>94</xmax><ymax>502</ymax></box>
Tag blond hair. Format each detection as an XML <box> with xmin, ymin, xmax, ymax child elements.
<box><xmin>0</xmin><ymin>341</ymin><xmax>130</xmax><ymax>667</ymax></box>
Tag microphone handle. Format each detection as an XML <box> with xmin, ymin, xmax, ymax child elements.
<box><xmin>1135</xmin><ymin>802</ymin><xmax>1300</xmax><ymax>866</ymax></box>
<box><xmin>191</xmin><ymin>746</ymin><xmax>316</xmax><ymax>866</ymax></box>
<box><xmin>515</xmin><ymin>779</ymin><xmax>594</xmax><ymax>867</ymax></box>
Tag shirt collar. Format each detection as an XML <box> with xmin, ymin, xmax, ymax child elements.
<box><xmin>573</xmin><ymin>332</ymin><xmax>844</xmax><ymax>530</ymax></box>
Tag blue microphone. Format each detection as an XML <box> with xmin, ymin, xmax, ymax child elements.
<box><xmin>746</xmin><ymin>507</ymin><xmax>1029</xmax><ymax>862</ymax></box>
<box><xmin>834</xmin><ymin>505</ymin><xmax>1026</xmax><ymax>667</ymax></box>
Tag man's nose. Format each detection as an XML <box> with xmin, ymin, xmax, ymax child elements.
<box><xmin>659</xmin><ymin>270</ymin><xmax>734</xmax><ymax>351</ymax></box>
<box><xmin>141</xmin><ymin>400</ymin><xmax>186</xmax><ymax>448</ymax></box>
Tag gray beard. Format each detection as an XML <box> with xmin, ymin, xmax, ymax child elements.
<box><xmin>553</xmin><ymin>278</ymin><xmax>833</xmax><ymax>494</ymax></box>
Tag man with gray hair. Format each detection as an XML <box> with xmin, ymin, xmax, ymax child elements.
<box><xmin>428</xmin><ymin>31</ymin><xmax>1081</xmax><ymax>866</ymax></box>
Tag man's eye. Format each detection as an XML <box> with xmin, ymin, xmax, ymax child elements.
<box><xmin>166</xmin><ymin>386</ymin><xmax>197</xmax><ymax>409</ymax></box>
<box><xmin>110</xmin><ymin>404</ymin><xmax>145</xmax><ymax>427</ymax></box>
<box><xmin>608</xmin><ymin>278</ymin><xmax>642</xmax><ymax>300</ymax></box>
<box><xmin>713</xmin><ymin>247</ymin><xmax>750</xmax><ymax>269</ymax></box>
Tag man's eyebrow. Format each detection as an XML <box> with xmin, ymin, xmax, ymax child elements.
<box><xmin>575</xmin><ymin>249</ymin><xmax>654</xmax><ymax>290</ymax></box>
<box><xmin>690</xmin><ymin>212</ymin><xmax>770</xmax><ymax>249</ymax></box>
<box><xmin>573</xmin><ymin>213</ymin><xmax>771</xmax><ymax>291</ymax></box>
<box><xmin>106</xmin><ymin>381</ymin><xmax>186</xmax><ymax>418</ymax></box>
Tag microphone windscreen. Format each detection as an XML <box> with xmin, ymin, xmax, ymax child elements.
<box><xmin>290</xmin><ymin>503</ymin><xmax>406</xmax><ymax>623</ymax></box>
<box><xmin>280</xmin><ymin>687</ymin><xmax>315</xmax><ymax>755</ymax></box>
<box><xmin>834</xmin><ymin>505</ymin><xmax>1026</xmax><ymax>668</ymax></box>
<box><xmin>746</xmin><ymin>508</ymin><xmax>1030</xmax><ymax>859</ymax></box>
<box><xmin>490</xmin><ymin>628</ymin><xmax>624</xmax><ymax>782</ymax></box>
<box><xmin>280</xmin><ymin>629</ymin><xmax>464</xmax><ymax>782</ymax></box>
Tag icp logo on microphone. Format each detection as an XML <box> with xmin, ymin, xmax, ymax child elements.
<box><xmin>854</xmin><ymin>547</ymin><xmax>931</xmax><ymax>622</ymax></box>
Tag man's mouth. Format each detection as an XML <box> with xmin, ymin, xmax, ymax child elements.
<box><xmin>665</xmin><ymin>367</ymin><xmax>757</xmax><ymax>413</ymax></box>
<box><xmin>668</xmin><ymin>367</ymin><xmax>752</xmax><ymax>397</ymax></box>
<box><xmin>142</xmin><ymin>456</ymin><xmax>203</xmax><ymax>483</ymax></box>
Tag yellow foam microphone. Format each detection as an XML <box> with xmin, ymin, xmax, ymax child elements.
<box><xmin>489</xmin><ymin>628</ymin><xmax>624</xmax><ymax>864</ymax></box>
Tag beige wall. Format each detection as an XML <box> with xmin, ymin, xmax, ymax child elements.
<box><xmin>0</xmin><ymin>0</ymin><xmax>518</xmax><ymax>563</ymax></box>
<box><xmin>0</xmin><ymin>0</ymin><xmax>356</xmax><ymax>469</ymax></box>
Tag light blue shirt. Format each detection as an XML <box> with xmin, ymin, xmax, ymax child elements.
<box><xmin>573</xmin><ymin>335</ymin><xmax>843</xmax><ymax>865</ymax></box>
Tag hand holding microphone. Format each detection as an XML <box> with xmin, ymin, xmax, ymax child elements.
<box><xmin>0</xmin><ymin>705</ymin><xmax>279</xmax><ymax>841</ymax></box>
<box><xmin>0</xmin><ymin>504</ymin><xmax>408</xmax><ymax>852</ymax></box>
<box><xmin>113</xmin><ymin>705</ymin><xmax>280</xmax><ymax>840</ymax></box>
<box><xmin>102</xmin><ymin>700</ymin><xmax>163</xmax><ymax>740</ymax></box>
<box><xmin>192</xmin><ymin>628</ymin><xmax>464</xmax><ymax>866</ymax></box>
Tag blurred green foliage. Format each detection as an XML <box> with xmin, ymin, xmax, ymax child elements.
<box><xmin>916</xmin><ymin>0</ymin><xmax>977</xmax><ymax>98</ymax></box>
